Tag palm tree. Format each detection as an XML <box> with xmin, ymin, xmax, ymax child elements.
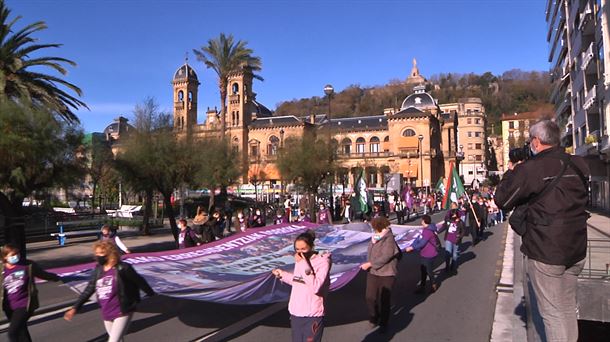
<box><xmin>0</xmin><ymin>0</ymin><xmax>87</xmax><ymax>123</ymax></box>
<box><xmin>193</xmin><ymin>33</ymin><xmax>262</xmax><ymax>134</ymax></box>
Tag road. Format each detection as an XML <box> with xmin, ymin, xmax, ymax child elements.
<box><xmin>0</xmin><ymin>211</ymin><xmax>507</xmax><ymax>341</ymax></box>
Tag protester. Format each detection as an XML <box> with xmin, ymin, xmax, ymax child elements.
<box><xmin>284</xmin><ymin>196</ymin><xmax>293</xmax><ymax>222</ymax></box>
<box><xmin>495</xmin><ymin>119</ymin><xmax>589</xmax><ymax>342</ymax></box>
<box><xmin>249</xmin><ymin>208</ymin><xmax>266</xmax><ymax>228</ymax></box>
<box><xmin>234</xmin><ymin>211</ymin><xmax>249</xmax><ymax>233</ymax></box>
<box><xmin>295</xmin><ymin>209</ymin><xmax>312</xmax><ymax>223</ymax></box>
<box><xmin>360</xmin><ymin>216</ymin><xmax>400</xmax><ymax>333</ymax></box>
<box><xmin>394</xmin><ymin>193</ymin><xmax>405</xmax><ymax>225</ymax></box>
<box><xmin>64</xmin><ymin>241</ymin><xmax>155</xmax><ymax>342</ymax></box>
<box><xmin>274</xmin><ymin>209</ymin><xmax>288</xmax><ymax>225</ymax></box>
<box><xmin>467</xmin><ymin>193</ymin><xmax>484</xmax><ymax>244</ymax></box>
<box><xmin>437</xmin><ymin>209</ymin><xmax>465</xmax><ymax>274</ymax></box>
<box><xmin>99</xmin><ymin>224</ymin><xmax>130</xmax><ymax>254</ymax></box>
<box><xmin>177</xmin><ymin>219</ymin><xmax>201</xmax><ymax>249</ymax></box>
<box><xmin>272</xmin><ymin>230</ymin><xmax>331</xmax><ymax>342</ymax></box>
<box><xmin>2</xmin><ymin>244</ymin><xmax>62</xmax><ymax>342</ymax></box>
<box><xmin>316</xmin><ymin>203</ymin><xmax>332</xmax><ymax>225</ymax></box>
<box><xmin>192</xmin><ymin>206</ymin><xmax>209</xmax><ymax>235</ymax></box>
<box><xmin>406</xmin><ymin>215</ymin><xmax>439</xmax><ymax>294</ymax></box>
<box><xmin>210</xmin><ymin>210</ymin><xmax>226</xmax><ymax>239</ymax></box>
<box><xmin>200</xmin><ymin>211</ymin><xmax>216</xmax><ymax>243</ymax></box>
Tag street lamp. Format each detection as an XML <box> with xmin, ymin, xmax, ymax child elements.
<box><xmin>324</xmin><ymin>84</ymin><xmax>335</xmax><ymax>219</ymax></box>
<box><xmin>418</xmin><ymin>134</ymin><xmax>424</xmax><ymax>189</ymax></box>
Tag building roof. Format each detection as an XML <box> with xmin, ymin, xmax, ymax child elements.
<box><xmin>173</xmin><ymin>63</ymin><xmax>198</xmax><ymax>81</ymax></box>
<box><xmin>390</xmin><ymin>106</ymin><xmax>431</xmax><ymax>120</ymax></box>
<box><xmin>326</xmin><ymin>115</ymin><xmax>388</xmax><ymax>131</ymax></box>
<box><xmin>252</xmin><ymin>99</ymin><xmax>273</xmax><ymax>117</ymax></box>
<box><xmin>500</xmin><ymin>108</ymin><xmax>554</xmax><ymax>121</ymax></box>
<box><xmin>249</xmin><ymin>115</ymin><xmax>303</xmax><ymax>128</ymax></box>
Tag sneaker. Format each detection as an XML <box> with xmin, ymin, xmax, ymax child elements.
<box><xmin>430</xmin><ymin>284</ymin><xmax>438</xmax><ymax>293</ymax></box>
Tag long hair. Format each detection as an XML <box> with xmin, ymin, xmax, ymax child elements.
<box><xmin>92</xmin><ymin>240</ymin><xmax>121</xmax><ymax>266</ymax></box>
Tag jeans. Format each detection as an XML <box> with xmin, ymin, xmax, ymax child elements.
<box><xmin>445</xmin><ymin>240</ymin><xmax>459</xmax><ymax>262</ymax></box>
<box><xmin>290</xmin><ymin>315</ymin><xmax>324</xmax><ymax>342</ymax></box>
<box><xmin>419</xmin><ymin>257</ymin><xmax>436</xmax><ymax>286</ymax></box>
<box><xmin>527</xmin><ymin>258</ymin><xmax>585</xmax><ymax>342</ymax></box>
<box><xmin>103</xmin><ymin>313</ymin><xmax>133</xmax><ymax>342</ymax></box>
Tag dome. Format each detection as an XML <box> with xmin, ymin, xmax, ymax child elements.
<box><xmin>400</xmin><ymin>86</ymin><xmax>436</xmax><ymax>110</ymax></box>
<box><xmin>173</xmin><ymin>63</ymin><xmax>198</xmax><ymax>81</ymax></box>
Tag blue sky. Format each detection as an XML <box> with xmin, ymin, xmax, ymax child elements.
<box><xmin>8</xmin><ymin>0</ymin><xmax>549</xmax><ymax>133</ymax></box>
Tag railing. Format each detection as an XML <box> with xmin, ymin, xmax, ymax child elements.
<box><xmin>583</xmin><ymin>85</ymin><xmax>597</xmax><ymax>110</ymax></box>
<box><xmin>336</xmin><ymin>151</ymin><xmax>394</xmax><ymax>159</ymax></box>
<box><xmin>229</xmin><ymin>94</ymin><xmax>240</xmax><ymax>104</ymax></box>
<box><xmin>578</xmin><ymin>1</ymin><xmax>593</xmax><ymax>32</ymax></box>
<box><xmin>581</xmin><ymin>42</ymin><xmax>595</xmax><ymax>71</ymax></box>
<box><xmin>580</xmin><ymin>238</ymin><xmax>610</xmax><ymax>279</ymax></box>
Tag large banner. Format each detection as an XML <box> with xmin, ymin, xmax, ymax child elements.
<box><xmin>52</xmin><ymin>222</ymin><xmax>422</xmax><ymax>305</ymax></box>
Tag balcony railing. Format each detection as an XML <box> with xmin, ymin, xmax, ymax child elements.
<box><xmin>174</xmin><ymin>101</ymin><xmax>184</xmax><ymax>110</ymax></box>
<box><xmin>581</xmin><ymin>42</ymin><xmax>595</xmax><ymax>71</ymax></box>
<box><xmin>578</xmin><ymin>1</ymin><xmax>593</xmax><ymax>32</ymax></box>
<box><xmin>336</xmin><ymin>151</ymin><xmax>394</xmax><ymax>159</ymax></box>
<box><xmin>583</xmin><ymin>85</ymin><xmax>597</xmax><ymax>111</ymax></box>
<box><xmin>229</xmin><ymin>94</ymin><xmax>240</xmax><ymax>104</ymax></box>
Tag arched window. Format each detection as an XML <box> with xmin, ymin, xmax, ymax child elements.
<box><xmin>268</xmin><ymin>135</ymin><xmax>280</xmax><ymax>155</ymax></box>
<box><xmin>356</xmin><ymin>137</ymin><xmax>365</xmax><ymax>154</ymax></box>
<box><xmin>232</xmin><ymin>83</ymin><xmax>239</xmax><ymax>95</ymax></box>
<box><xmin>384</xmin><ymin>136</ymin><xmax>390</xmax><ymax>142</ymax></box>
<box><xmin>232</xmin><ymin>137</ymin><xmax>239</xmax><ymax>154</ymax></box>
<box><xmin>402</xmin><ymin>128</ymin><xmax>416</xmax><ymax>137</ymax></box>
<box><xmin>341</xmin><ymin>138</ymin><xmax>352</xmax><ymax>155</ymax></box>
<box><xmin>370</xmin><ymin>136</ymin><xmax>380</xmax><ymax>154</ymax></box>
<box><xmin>188</xmin><ymin>91</ymin><xmax>193</xmax><ymax>101</ymax></box>
<box><xmin>178</xmin><ymin>90</ymin><xmax>184</xmax><ymax>101</ymax></box>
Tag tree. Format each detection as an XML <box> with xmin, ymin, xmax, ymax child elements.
<box><xmin>191</xmin><ymin>137</ymin><xmax>242</xmax><ymax>211</ymax></box>
<box><xmin>0</xmin><ymin>102</ymin><xmax>86</xmax><ymax>257</ymax></box>
<box><xmin>276</xmin><ymin>134</ymin><xmax>335</xmax><ymax>216</ymax></box>
<box><xmin>0</xmin><ymin>0</ymin><xmax>87</xmax><ymax>123</ymax></box>
<box><xmin>114</xmin><ymin>98</ymin><xmax>184</xmax><ymax>238</ymax></box>
<box><xmin>87</xmin><ymin>134</ymin><xmax>114</xmax><ymax>212</ymax></box>
<box><xmin>193</xmin><ymin>33</ymin><xmax>262</xmax><ymax>133</ymax></box>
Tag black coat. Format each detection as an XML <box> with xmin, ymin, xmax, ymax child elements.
<box><xmin>72</xmin><ymin>262</ymin><xmax>155</xmax><ymax>314</ymax></box>
<box><xmin>495</xmin><ymin>147</ymin><xmax>590</xmax><ymax>266</ymax></box>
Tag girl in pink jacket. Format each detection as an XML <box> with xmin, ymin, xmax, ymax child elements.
<box><xmin>272</xmin><ymin>230</ymin><xmax>331</xmax><ymax>342</ymax></box>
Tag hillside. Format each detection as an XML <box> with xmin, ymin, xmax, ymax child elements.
<box><xmin>274</xmin><ymin>69</ymin><xmax>552</xmax><ymax>133</ymax></box>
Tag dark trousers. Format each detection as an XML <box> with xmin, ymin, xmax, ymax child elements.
<box><xmin>290</xmin><ymin>315</ymin><xmax>324</xmax><ymax>342</ymax></box>
<box><xmin>395</xmin><ymin>211</ymin><xmax>404</xmax><ymax>224</ymax></box>
<box><xmin>419</xmin><ymin>257</ymin><xmax>436</xmax><ymax>286</ymax></box>
<box><xmin>365</xmin><ymin>273</ymin><xmax>395</xmax><ymax>327</ymax></box>
<box><xmin>469</xmin><ymin>223</ymin><xmax>479</xmax><ymax>243</ymax></box>
<box><xmin>6</xmin><ymin>307</ymin><xmax>32</xmax><ymax>342</ymax></box>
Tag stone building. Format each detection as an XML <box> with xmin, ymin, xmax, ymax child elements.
<box><xmin>500</xmin><ymin>110</ymin><xmax>553</xmax><ymax>169</ymax></box>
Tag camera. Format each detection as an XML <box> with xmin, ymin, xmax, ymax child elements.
<box><xmin>509</xmin><ymin>142</ymin><xmax>532</xmax><ymax>163</ymax></box>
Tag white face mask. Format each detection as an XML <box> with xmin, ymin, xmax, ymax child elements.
<box><xmin>7</xmin><ymin>254</ymin><xmax>20</xmax><ymax>265</ymax></box>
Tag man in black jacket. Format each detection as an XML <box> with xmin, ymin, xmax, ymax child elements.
<box><xmin>495</xmin><ymin>120</ymin><xmax>589</xmax><ymax>342</ymax></box>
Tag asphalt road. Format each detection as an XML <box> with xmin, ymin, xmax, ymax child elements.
<box><xmin>0</xmin><ymin>211</ymin><xmax>507</xmax><ymax>341</ymax></box>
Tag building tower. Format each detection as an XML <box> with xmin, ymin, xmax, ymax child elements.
<box><xmin>226</xmin><ymin>68</ymin><xmax>255</xmax><ymax>181</ymax></box>
<box><xmin>172</xmin><ymin>61</ymin><xmax>199</xmax><ymax>131</ymax></box>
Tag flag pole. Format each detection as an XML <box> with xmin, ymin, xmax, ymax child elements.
<box><xmin>464</xmin><ymin>191</ymin><xmax>481</xmax><ymax>228</ymax></box>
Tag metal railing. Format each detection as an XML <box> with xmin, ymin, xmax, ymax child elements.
<box><xmin>580</xmin><ymin>238</ymin><xmax>610</xmax><ymax>279</ymax></box>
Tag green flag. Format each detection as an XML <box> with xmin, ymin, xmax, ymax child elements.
<box><xmin>355</xmin><ymin>169</ymin><xmax>369</xmax><ymax>213</ymax></box>
<box><xmin>442</xmin><ymin>162</ymin><xmax>465</xmax><ymax>209</ymax></box>
<box><xmin>435</xmin><ymin>177</ymin><xmax>446</xmax><ymax>195</ymax></box>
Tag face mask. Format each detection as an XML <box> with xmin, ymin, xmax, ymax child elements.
<box><xmin>530</xmin><ymin>143</ymin><xmax>538</xmax><ymax>156</ymax></box>
<box><xmin>96</xmin><ymin>255</ymin><xmax>108</xmax><ymax>265</ymax></box>
<box><xmin>7</xmin><ymin>255</ymin><xmax>20</xmax><ymax>265</ymax></box>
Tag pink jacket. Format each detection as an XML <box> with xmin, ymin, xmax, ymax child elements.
<box><xmin>279</xmin><ymin>253</ymin><xmax>332</xmax><ymax>317</ymax></box>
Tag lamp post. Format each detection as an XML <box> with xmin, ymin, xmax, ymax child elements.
<box><xmin>324</xmin><ymin>84</ymin><xmax>335</xmax><ymax>219</ymax></box>
<box><xmin>456</xmin><ymin>144</ymin><xmax>464</xmax><ymax>176</ymax></box>
<box><xmin>418</xmin><ymin>134</ymin><xmax>424</xmax><ymax>189</ymax></box>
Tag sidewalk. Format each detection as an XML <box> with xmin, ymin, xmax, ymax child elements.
<box><xmin>491</xmin><ymin>210</ymin><xmax>610</xmax><ymax>342</ymax></box>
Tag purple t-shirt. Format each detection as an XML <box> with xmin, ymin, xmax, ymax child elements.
<box><xmin>178</xmin><ymin>230</ymin><xmax>186</xmax><ymax>249</ymax></box>
<box><xmin>419</xmin><ymin>228</ymin><xmax>439</xmax><ymax>259</ymax></box>
<box><xmin>3</xmin><ymin>264</ymin><xmax>29</xmax><ymax>310</ymax></box>
<box><xmin>96</xmin><ymin>268</ymin><xmax>123</xmax><ymax>321</ymax></box>
<box><xmin>317</xmin><ymin>210</ymin><xmax>330</xmax><ymax>224</ymax></box>
<box><xmin>445</xmin><ymin>221</ymin><xmax>460</xmax><ymax>244</ymax></box>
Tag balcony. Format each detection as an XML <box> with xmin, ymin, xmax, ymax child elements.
<box><xmin>583</xmin><ymin>85</ymin><xmax>597</xmax><ymax>111</ymax></box>
<box><xmin>229</xmin><ymin>94</ymin><xmax>240</xmax><ymax>105</ymax></box>
<box><xmin>398</xmin><ymin>149</ymin><xmax>420</xmax><ymax>158</ymax></box>
<box><xmin>174</xmin><ymin>101</ymin><xmax>184</xmax><ymax>110</ymax></box>
<box><xmin>581</xmin><ymin>42</ymin><xmax>595</xmax><ymax>72</ymax></box>
<box><xmin>578</xmin><ymin>1</ymin><xmax>594</xmax><ymax>34</ymax></box>
<box><xmin>336</xmin><ymin>151</ymin><xmax>394</xmax><ymax>159</ymax></box>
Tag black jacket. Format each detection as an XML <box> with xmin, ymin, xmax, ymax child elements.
<box><xmin>495</xmin><ymin>147</ymin><xmax>589</xmax><ymax>266</ymax></box>
<box><xmin>72</xmin><ymin>262</ymin><xmax>155</xmax><ymax>314</ymax></box>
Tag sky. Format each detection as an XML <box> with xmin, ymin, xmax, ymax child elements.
<box><xmin>8</xmin><ymin>0</ymin><xmax>550</xmax><ymax>133</ymax></box>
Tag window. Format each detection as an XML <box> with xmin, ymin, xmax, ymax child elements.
<box><xmin>402</xmin><ymin>128</ymin><xmax>416</xmax><ymax>137</ymax></box>
<box><xmin>475</xmin><ymin>132</ymin><xmax>482</xmax><ymax>138</ymax></box>
<box><xmin>341</xmin><ymin>138</ymin><xmax>352</xmax><ymax>155</ymax></box>
<box><xmin>369</xmin><ymin>172</ymin><xmax>377</xmax><ymax>185</ymax></box>
<box><xmin>475</xmin><ymin>155</ymin><xmax>482</xmax><ymax>161</ymax></box>
<box><xmin>267</xmin><ymin>136</ymin><xmax>279</xmax><ymax>155</ymax></box>
<box><xmin>467</xmin><ymin>118</ymin><xmax>472</xmax><ymax>124</ymax></box>
<box><xmin>232</xmin><ymin>83</ymin><xmax>239</xmax><ymax>95</ymax></box>
<box><xmin>178</xmin><ymin>90</ymin><xmax>184</xmax><ymax>101</ymax></box>
<box><xmin>468</xmin><ymin>132</ymin><xmax>472</xmax><ymax>137</ymax></box>
<box><xmin>467</xmin><ymin>143</ymin><xmax>473</xmax><ymax>150</ymax></box>
<box><xmin>509</xmin><ymin>121</ymin><xmax>515</xmax><ymax>129</ymax></box>
<box><xmin>468</xmin><ymin>170</ymin><xmax>474</xmax><ymax>175</ymax></box>
<box><xmin>475</xmin><ymin>143</ymin><xmax>482</xmax><ymax>149</ymax></box>
<box><xmin>250</xmin><ymin>144</ymin><xmax>259</xmax><ymax>157</ymax></box>
<box><xmin>356</xmin><ymin>137</ymin><xmax>365</xmax><ymax>154</ymax></box>
<box><xmin>475</xmin><ymin>118</ymin><xmax>481</xmax><ymax>125</ymax></box>
<box><xmin>188</xmin><ymin>91</ymin><xmax>193</xmax><ymax>101</ymax></box>
<box><xmin>468</xmin><ymin>155</ymin><xmax>474</xmax><ymax>161</ymax></box>
<box><xmin>370</xmin><ymin>136</ymin><xmax>380</xmax><ymax>153</ymax></box>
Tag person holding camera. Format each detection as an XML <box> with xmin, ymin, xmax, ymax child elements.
<box><xmin>495</xmin><ymin>120</ymin><xmax>589</xmax><ymax>342</ymax></box>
